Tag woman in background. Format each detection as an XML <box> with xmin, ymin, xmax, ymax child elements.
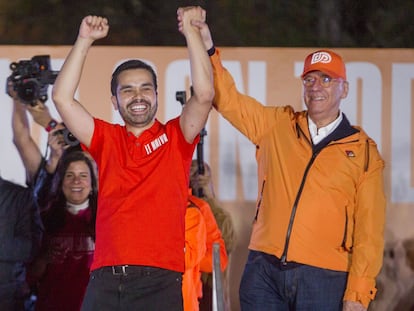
<box><xmin>29</xmin><ymin>150</ymin><xmax>98</xmax><ymax>311</ymax></box>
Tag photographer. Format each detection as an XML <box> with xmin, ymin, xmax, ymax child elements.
<box><xmin>10</xmin><ymin>81</ymin><xmax>68</xmax><ymax>178</ymax></box>
<box><xmin>8</xmin><ymin>54</ymin><xmax>77</xmax><ymax>190</ymax></box>
<box><xmin>10</xmin><ymin>81</ymin><xmax>64</xmax><ymax>184</ymax></box>
<box><xmin>8</xmin><ymin>76</ymin><xmax>81</xmax><ymax>206</ymax></box>
<box><xmin>8</xmin><ymin>65</ymin><xmax>96</xmax><ymax>311</ymax></box>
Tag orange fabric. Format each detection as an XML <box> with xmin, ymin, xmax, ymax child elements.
<box><xmin>301</xmin><ymin>49</ymin><xmax>346</xmax><ymax>79</ymax></box>
<box><xmin>182</xmin><ymin>202</ymin><xmax>206</xmax><ymax>311</ymax></box>
<box><xmin>210</xmin><ymin>49</ymin><xmax>386</xmax><ymax>307</ymax></box>
<box><xmin>343</xmin><ymin>275</ymin><xmax>377</xmax><ymax>308</ymax></box>
<box><xmin>182</xmin><ymin>193</ymin><xmax>229</xmax><ymax>310</ymax></box>
<box><xmin>188</xmin><ymin>195</ymin><xmax>228</xmax><ymax>273</ymax></box>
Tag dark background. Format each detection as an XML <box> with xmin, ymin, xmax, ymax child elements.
<box><xmin>0</xmin><ymin>0</ymin><xmax>412</xmax><ymax>47</ymax></box>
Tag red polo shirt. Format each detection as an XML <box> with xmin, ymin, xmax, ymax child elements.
<box><xmin>85</xmin><ymin>117</ymin><xmax>197</xmax><ymax>272</ymax></box>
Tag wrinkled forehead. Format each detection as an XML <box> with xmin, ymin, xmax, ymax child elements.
<box><xmin>303</xmin><ymin>70</ymin><xmax>333</xmax><ymax>78</ymax></box>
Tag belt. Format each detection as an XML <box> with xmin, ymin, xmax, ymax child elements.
<box><xmin>112</xmin><ymin>265</ymin><xmax>129</xmax><ymax>275</ymax></box>
<box><xmin>102</xmin><ymin>265</ymin><xmax>156</xmax><ymax>276</ymax></box>
<box><xmin>261</xmin><ymin>252</ymin><xmax>303</xmax><ymax>270</ymax></box>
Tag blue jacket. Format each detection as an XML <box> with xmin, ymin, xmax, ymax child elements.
<box><xmin>0</xmin><ymin>176</ymin><xmax>42</xmax><ymax>283</ymax></box>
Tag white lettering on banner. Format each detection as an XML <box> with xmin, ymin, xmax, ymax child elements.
<box><xmin>391</xmin><ymin>63</ymin><xmax>414</xmax><ymax>203</ymax></box>
<box><xmin>164</xmin><ymin>60</ymin><xmax>189</xmax><ymax>121</ymax></box>
<box><xmin>164</xmin><ymin>60</ymin><xmax>263</xmax><ymax>202</ymax></box>
<box><xmin>164</xmin><ymin>59</ymin><xmax>211</xmax><ymax>172</ymax></box>
<box><xmin>218</xmin><ymin>116</ymin><xmax>257</xmax><ymax>201</ymax></box>
<box><xmin>343</xmin><ymin>62</ymin><xmax>383</xmax><ymax>152</ymax></box>
<box><xmin>0</xmin><ymin>53</ymin><xmax>412</xmax><ymax>207</ymax></box>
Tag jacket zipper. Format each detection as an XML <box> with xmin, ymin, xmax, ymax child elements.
<box><xmin>254</xmin><ymin>178</ymin><xmax>266</xmax><ymax>221</ymax></box>
<box><xmin>280</xmin><ymin>126</ymin><xmax>367</xmax><ymax>264</ymax></box>
<box><xmin>280</xmin><ymin>150</ymin><xmax>319</xmax><ymax>264</ymax></box>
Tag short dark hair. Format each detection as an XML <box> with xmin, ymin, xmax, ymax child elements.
<box><xmin>110</xmin><ymin>59</ymin><xmax>158</xmax><ymax>96</ymax></box>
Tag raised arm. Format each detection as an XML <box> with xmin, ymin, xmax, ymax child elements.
<box><xmin>52</xmin><ymin>15</ymin><xmax>109</xmax><ymax>148</ymax></box>
<box><xmin>9</xmin><ymin>81</ymin><xmax>43</xmax><ymax>184</ymax></box>
<box><xmin>26</xmin><ymin>103</ymin><xmax>68</xmax><ymax>174</ymax></box>
<box><xmin>177</xmin><ymin>6</ymin><xmax>214</xmax><ymax>143</ymax></box>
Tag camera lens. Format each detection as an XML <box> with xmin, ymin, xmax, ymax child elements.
<box><xmin>17</xmin><ymin>79</ymin><xmax>40</xmax><ymax>104</ymax></box>
<box><xmin>63</xmin><ymin>128</ymin><xmax>80</xmax><ymax>146</ymax></box>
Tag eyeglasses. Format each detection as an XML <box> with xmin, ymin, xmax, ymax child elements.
<box><xmin>302</xmin><ymin>75</ymin><xmax>341</xmax><ymax>88</ymax></box>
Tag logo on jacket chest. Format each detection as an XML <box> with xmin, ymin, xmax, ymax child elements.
<box><xmin>345</xmin><ymin>150</ymin><xmax>355</xmax><ymax>157</ymax></box>
<box><xmin>144</xmin><ymin>133</ymin><xmax>169</xmax><ymax>155</ymax></box>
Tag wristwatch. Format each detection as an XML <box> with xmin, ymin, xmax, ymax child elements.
<box><xmin>45</xmin><ymin>119</ymin><xmax>58</xmax><ymax>132</ymax></box>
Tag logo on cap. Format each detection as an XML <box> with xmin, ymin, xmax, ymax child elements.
<box><xmin>311</xmin><ymin>52</ymin><xmax>332</xmax><ymax>65</ymax></box>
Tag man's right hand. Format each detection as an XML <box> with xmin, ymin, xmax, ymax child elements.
<box><xmin>79</xmin><ymin>15</ymin><xmax>109</xmax><ymax>42</ymax></box>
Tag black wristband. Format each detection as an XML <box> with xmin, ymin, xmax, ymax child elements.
<box><xmin>207</xmin><ymin>46</ymin><xmax>216</xmax><ymax>56</ymax></box>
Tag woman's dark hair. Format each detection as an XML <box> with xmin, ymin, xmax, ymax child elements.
<box><xmin>42</xmin><ymin>149</ymin><xmax>98</xmax><ymax>239</ymax></box>
<box><xmin>110</xmin><ymin>59</ymin><xmax>158</xmax><ymax>96</ymax></box>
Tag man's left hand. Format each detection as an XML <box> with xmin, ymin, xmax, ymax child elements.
<box><xmin>343</xmin><ymin>300</ymin><xmax>367</xmax><ymax>311</ymax></box>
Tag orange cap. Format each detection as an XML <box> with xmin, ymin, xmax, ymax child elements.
<box><xmin>301</xmin><ymin>50</ymin><xmax>346</xmax><ymax>80</ymax></box>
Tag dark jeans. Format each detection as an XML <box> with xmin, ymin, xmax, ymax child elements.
<box><xmin>239</xmin><ymin>250</ymin><xmax>347</xmax><ymax>311</ymax></box>
<box><xmin>81</xmin><ymin>265</ymin><xmax>183</xmax><ymax>311</ymax></box>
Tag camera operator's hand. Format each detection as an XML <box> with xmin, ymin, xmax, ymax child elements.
<box><xmin>26</xmin><ymin>101</ymin><xmax>53</xmax><ymax>128</ymax></box>
<box><xmin>8</xmin><ymin>78</ymin><xmax>48</xmax><ymax>111</ymax></box>
<box><xmin>48</xmin><ymin>125</ymin><xmax>66</xmax><ymax>147</ymax></box>
<box><xmin>79</xmin><ymin>15</ymin><xmax>109</xmax><ymax>43</ymax></box>
<box><xmin>6</xmin><ymin>79</ymin><xmax>19</xmax><ymax>100</ymax></box>
<box><xmin>46</xmin><ymin>125</ymin><xmax>68</xmax><ymax>174</ymax></box>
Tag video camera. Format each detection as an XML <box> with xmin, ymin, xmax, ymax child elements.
<box><xmin>7</xmin><ymin>55</ymin><xmax>59</xmax><ymax>106</ymax></box>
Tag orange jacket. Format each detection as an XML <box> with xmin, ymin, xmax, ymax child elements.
<box><xmin>188</xmin><ymin>195</ymin><xmax>229</xmax><ymax>273</ymax></box>
<box><xmin>210</xmin><ymin>49</ymin><xmax>386</xmax><ymax>308</ymax></box>
<box><xmin>182</xmin><ymin>200</ymin><xmax>207</xmax><ymax>311</ymax></box>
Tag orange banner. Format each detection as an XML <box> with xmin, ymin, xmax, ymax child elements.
<box><xmin>0</xmin><ymin>46</ymin><xmax>411</xmax><ymax>310</ymax></box>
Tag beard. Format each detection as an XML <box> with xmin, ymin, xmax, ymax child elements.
<box><xmin>117</xmin><ymin>99</ymin><xmax>158</xmax><ymax>127</ymax></box>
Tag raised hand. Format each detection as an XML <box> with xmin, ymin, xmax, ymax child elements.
<box><xmin>177</xmin><ymin>6</ymin><xmax>206</xmax><ymax>36</ymax></box>
<box><xmin>177</xmin><ymin>7</ymin><xmax>214</xmax><ymax>51</ymax></box>
<box><xmin>79</xmin><ymin>15</ymin><xmax>109</xmax><ymax>42</ymax></box>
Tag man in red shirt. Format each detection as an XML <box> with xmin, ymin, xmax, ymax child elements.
<box><xmin>51</xmin><ymin>7</ymin><xmax>214</xmax><ymax>311</ymax></box>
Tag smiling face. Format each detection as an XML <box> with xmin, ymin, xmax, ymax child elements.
<box><xmin>62</xmin><ymin>160</ymin><xmax>92</xmax><ymax>205</ymax></box>
<box><xmin>111</xmin><ymin>68</ymin><xmax>158</xmax><ymax>131</ymax></box>
<box><xmin>302</xmin><ymin>71</ymin><xmax>349</xmax><ymax>127</ymax></box>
